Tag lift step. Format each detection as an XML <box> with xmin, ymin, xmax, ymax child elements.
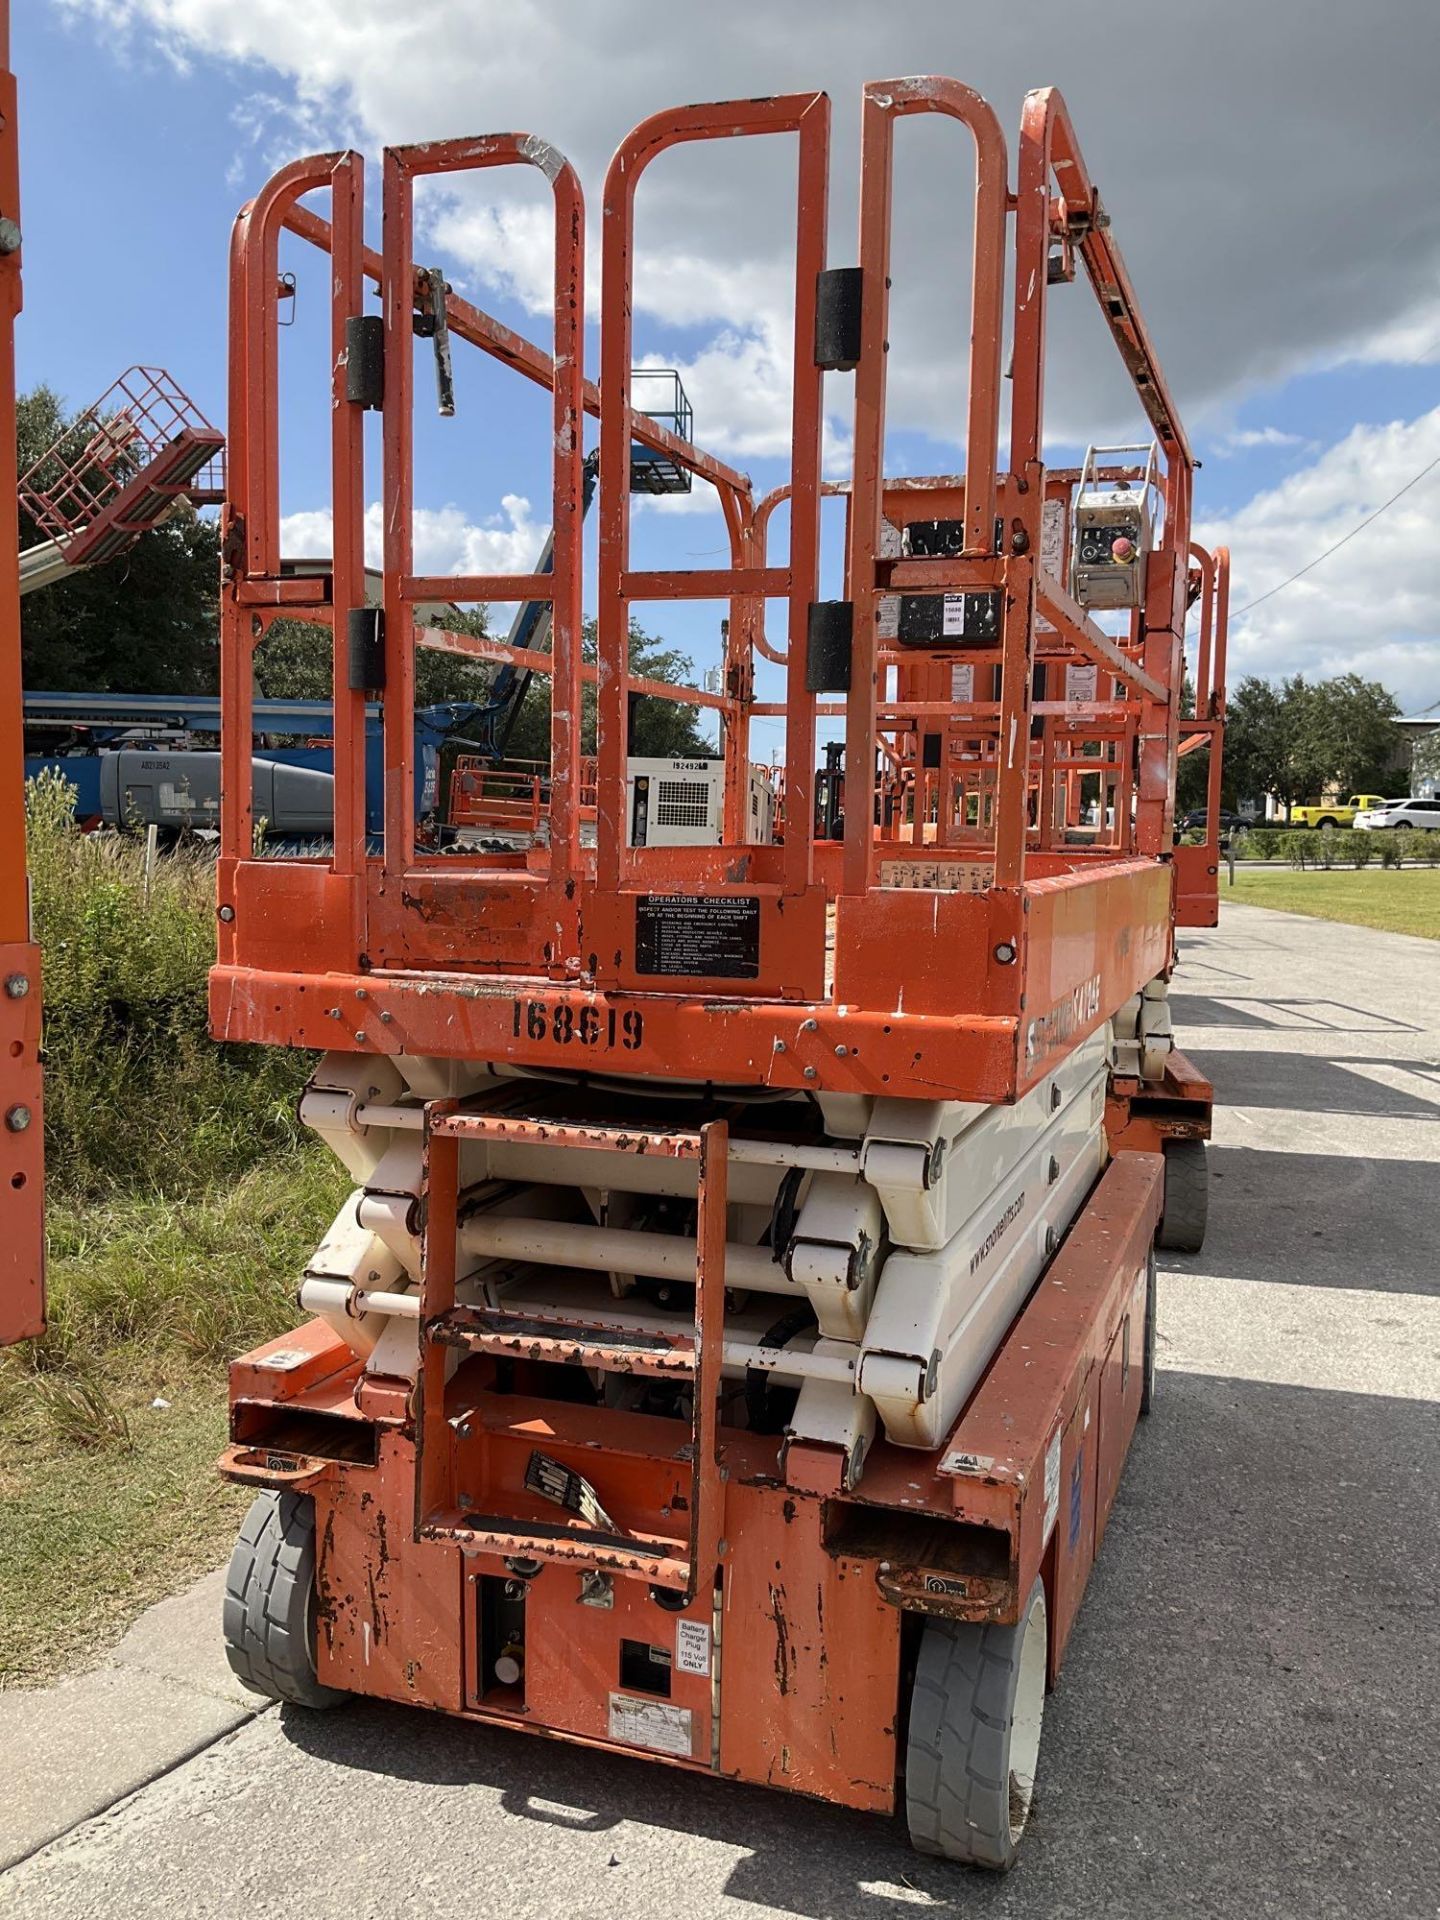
<box><xmin>418</xmin><ymin>1106</ymin><xmax>728</xmax><ymax>1603</ymax></box>
<box><xmin>429</xmin><ymin>1302</ymin><xmax>698</xmax><ymax>1379</ymax></box>
<box><xmin>420</xmin><ymin>1508</ymin><xmax>692</xmax><ymax>1589</ymax></box>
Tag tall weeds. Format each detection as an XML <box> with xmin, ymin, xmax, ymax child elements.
<box><xmin>27</xmin><ymin>770</ymin><xmax>311</xmax><ymax>1199</ymax></box>
<box><xmin>5</xmin><ymin>774</ymin><xmax>345</xmax><ymax>1426</ymax></box>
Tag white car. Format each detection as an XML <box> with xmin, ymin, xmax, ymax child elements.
<box><xmin>1353</xmin><ymin>797</ymin><xmax>1440</xmax><ymax>831</ymax></box>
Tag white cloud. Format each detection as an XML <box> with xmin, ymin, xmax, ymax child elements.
<box><xmin>637</xmin><ymin>331</ymin><xmax>792</xmax><ymax>461</ymax></box>
<box><xmin>427</xmin><ymin>198</ymin><xmax>571</xmax><ymax>321</ymax></box>
<box><xmin>280</xmin><ymin>494</ymin><xmax>543</xmax><ymax>575</ymax></box>
<box><xmin>55</xmin><ymin>0</ymin><xmax>1440</xmax><ymax>451</ymax></box>
<box><xmin>1325</xmin><ymin>293</ymin><xmax>1440</xmax><ymax>373</ymax></box>
<box><xmin>1215</xmin><ymin>426</ymin><xmax>1315</xmax><ymax>456</ymax></box>
<box><xmin>279</xmin><ymin>494</ymin><xmax>544</xmax><ymax>623</ymax></box>
<box><xmin>408</xmin><ymin>494</ymin><xmax>544</xmax><ymax>580</ymax></box>
<box><xmin>1195</xmin><ymin>408</ymin><xmax>1440</xmax><ymax>712</ymax></box>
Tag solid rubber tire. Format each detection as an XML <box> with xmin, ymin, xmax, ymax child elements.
<box><xmin>1157</xmin><ymin>1138</ymin><xmax>1208</xmax><ymax>1253</ymax></box>
<box><xmin>905</xmin><ymin>1578</ymin><xmax>1048</xmax><ymax>1870</ymax></box>
<box><xmin>222</xmin><ymin>1490</ymin><xmax>347</xmax><ymax>1709</ymax></box>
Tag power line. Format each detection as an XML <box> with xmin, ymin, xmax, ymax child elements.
<box><xmin>1233</xmin><ymin>452</ymin><xmax>1440</xmax><ymax>616</ymax></box>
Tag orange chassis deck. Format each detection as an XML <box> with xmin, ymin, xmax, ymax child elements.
<box><xmin>222</xmin><ymin>1152</ymin><xmax>1162</xmax><ymax>1814</ymax></box>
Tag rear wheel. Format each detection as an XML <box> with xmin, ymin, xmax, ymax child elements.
<box><xmin>905</xmin><ymin>1579</ymin><xmax>1048</xmax><ymax>1870</ymax></box>
<box><xmin>1157</xmin><ymin>1138</ymin><xmax>1208</xmax><ymax>1253</ymax></box>
<box><xmin>222</xmin><ymin>1490</ymin><xmax>346</xmax><ymax>1709</ymax></box>
<box><xmin>1316</xmin><ymin>817</ymin><xmax>1339</xmax><ymax>832</ymax></box>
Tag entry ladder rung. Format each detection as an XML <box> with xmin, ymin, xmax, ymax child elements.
<box><xmin>421</xmin><ymin>1510</ymin><xmax>692</xmax><ymax>1591</ymax></box>
<box><xmin>429</xmin><ymin>1304</ymin><xmax>697</xmax><ymax>1380</ymax></box>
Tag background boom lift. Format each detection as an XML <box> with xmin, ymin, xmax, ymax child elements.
<box><xmin>17</xmin><ymin>364</ymin><xmax>223</xmax><ymax>596</ymax></box>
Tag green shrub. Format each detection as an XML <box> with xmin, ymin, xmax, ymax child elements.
<box><xmin>1245</xmin><ymin>827</ymin><xmax>1283</xmax><ymax>862</ymax></box>
<box><xmin>1350</xmin><ymin>832</ymin><xmax>1375</xmax><ymax>868</ymax></box>
<box><xmin>26</xmin><ymin>771</ymin><xmax>313</xmax><ymax>1200</ymax></box>
<box><xmin>1377</xmin><ymin>834</ymin><xmax>1403</xmax><ymax>869</ymax></box>
<box><xmin>1398</xmin><ymin>827</ymin><xmax>1438</xmax><ymax>867</ymax></box>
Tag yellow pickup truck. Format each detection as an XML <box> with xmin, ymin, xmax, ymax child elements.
<box><xmin>1289</xmin><ymin>793</ymin><xmax>1390</xmax><ymax>830</ymax></box>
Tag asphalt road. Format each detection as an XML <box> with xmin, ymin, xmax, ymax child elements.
<box><xmin>4</xmin><ymin>900</ymin><xmax>1437</xmax><ymax>1920</ymax></box>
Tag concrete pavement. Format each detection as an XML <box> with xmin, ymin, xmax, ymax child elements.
<box><xmin>2</xmin><ymin>900</ymin><xmax>1436</xmax><ymax>1918</ymax></box>
<box><xmin>0</xmin><ymin>1572</ymin><xmax>263</xmax><ymax>1875</ymax></box>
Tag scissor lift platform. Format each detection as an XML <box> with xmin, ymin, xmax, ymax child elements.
<box><xmin>212</xmin><ymin>77</ymin><xmax>1222</xmax><ymax>1871</ymax></box>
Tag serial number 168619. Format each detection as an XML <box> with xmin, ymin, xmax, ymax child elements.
<box><xmin>511</xmin><ymin>1000</ymin><xmax>644</xmax><ymax>1051</ymax></box>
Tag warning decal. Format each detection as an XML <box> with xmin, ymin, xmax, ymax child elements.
<box><xmin>608</xmin><ymin>1694</ymin><xmax>694</xmax><ymax>1758</ymax></box>
<box><xmin>1042</xmin><ymin>1424</ymin><xmax>1063</xmax><ymax>1545</ymax></box>
<box><xmin>635</xmin><ymin>895</ymin><xmax>760</xmax><ymax>979</ymax></box>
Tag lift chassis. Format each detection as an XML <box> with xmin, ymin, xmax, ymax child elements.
<box><xmin>216</xmin><ymin>80</ymin><xmax>1223</xmax><ymax>1869</ymax></box>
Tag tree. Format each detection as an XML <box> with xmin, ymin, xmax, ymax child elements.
<box><xmin>1224</xmin><ymin>676</ymin><xmax>1296</xmax><ymax>808</ymax></box>
<box><xmin>1304</xmin><ymin>673</ymin><xmax>1401</xmax><ymax>795</ymax></box>
<box><xmin>255</xmin><ymin>610</ymin><xmax>494</xmax><ymax>710</ymax></box>
<box><xmin>17</xmin><ymin>385</ymin><xmax>221</xmax><ymax>693</ymax></box>
<box><xmin>500</xmin><ymin>617</ymin><xmax>715</xmax><ymax>763</ymax></box>
<box><xmin>1224</xmin><ymin>672</ymin><xmax>1401</xmax><ymax>812</ymax></box>
<box><xmin>1412</xmin><ymin>726</ymin><xmax>1440</xmax><ymax>794</ymax></box>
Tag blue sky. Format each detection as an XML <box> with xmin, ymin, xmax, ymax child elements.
<box><xmin>17</xmin><ymin>0</ymin><xmax>1440</xmax><ymax>721</ymax></box>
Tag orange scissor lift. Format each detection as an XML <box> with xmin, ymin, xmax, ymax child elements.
<box><xmin>213</xmin><ymin>81</ymin><xmax>1227</xmax><ymax>1869</ymax></box>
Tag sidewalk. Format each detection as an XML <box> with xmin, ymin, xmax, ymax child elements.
<box><xmin>0</xmin><ymin>1570</ymin><xmax>266</xmax><ymax>1871</ymax></box>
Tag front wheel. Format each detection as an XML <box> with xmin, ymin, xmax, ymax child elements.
<box><xmin>905</xmin><ymin>1580</ymin><xmax>1048</xmax><ymax>1870</ymax></box>
<box><xmin>222</xmin><ymin>1490</ymin><xmax>347</xmax><ymax>1709</ymax></box>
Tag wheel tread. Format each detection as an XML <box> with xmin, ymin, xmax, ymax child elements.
<box><xmin>1157</xmin><ymin>1139</ymin><xmax>1208</xmax><ymax>1252</ymax></box>
<box><xmin>904</xmin><ymin>1584</ymin><xmax>1047</xmax><ymax>1870</ymax></box>
<box><xmin>221</xmin><ymin>1490</ymin><xmax>347</xmax><ymax>1710</ymax></box>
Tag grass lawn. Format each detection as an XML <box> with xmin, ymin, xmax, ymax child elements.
<box><xmin>0</xmin><ymin>1149</ymin><xmax>349</xmax><ymax>1688</ymax></box>
<box><xmin>1224</xmin><ymin>866</ymin><xmax>1440</xmax><ymax>940</ymax></box>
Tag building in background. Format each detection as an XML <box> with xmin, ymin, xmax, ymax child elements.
<box><xmin>1393</xmin><ymin>716</ymin><xmax>1440</xmax><ymax>798</ymax></box>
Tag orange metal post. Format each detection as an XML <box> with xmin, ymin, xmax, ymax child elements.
<box><xmin>379</xmin><ymin>146</ymin><xmax>417</xmax><ymax>869</ymax></box>
<box><xmin>844</xmin><ymin>78</ymin><xmax>1008</xmax><ymax>897</ymax></box>
<box><xmin>0</xmin><ymin>0</ymin><xmax>42</xmax><ymax>1346</ymax></box>
<box><xmin>328</xmin><ymin>154</ymin><xmax>368</xmax><ymax>885</ymax></box>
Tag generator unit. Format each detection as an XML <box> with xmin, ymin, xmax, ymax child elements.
<box><xmin>1069</xmin><ymin>441</ymin><xmax>1158</xmax><ymax>611</ymax></box>
<box><xmin>625</xmin><ymin>756</ymin><xmax>774</xmax><ymax>846</ymax></box>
